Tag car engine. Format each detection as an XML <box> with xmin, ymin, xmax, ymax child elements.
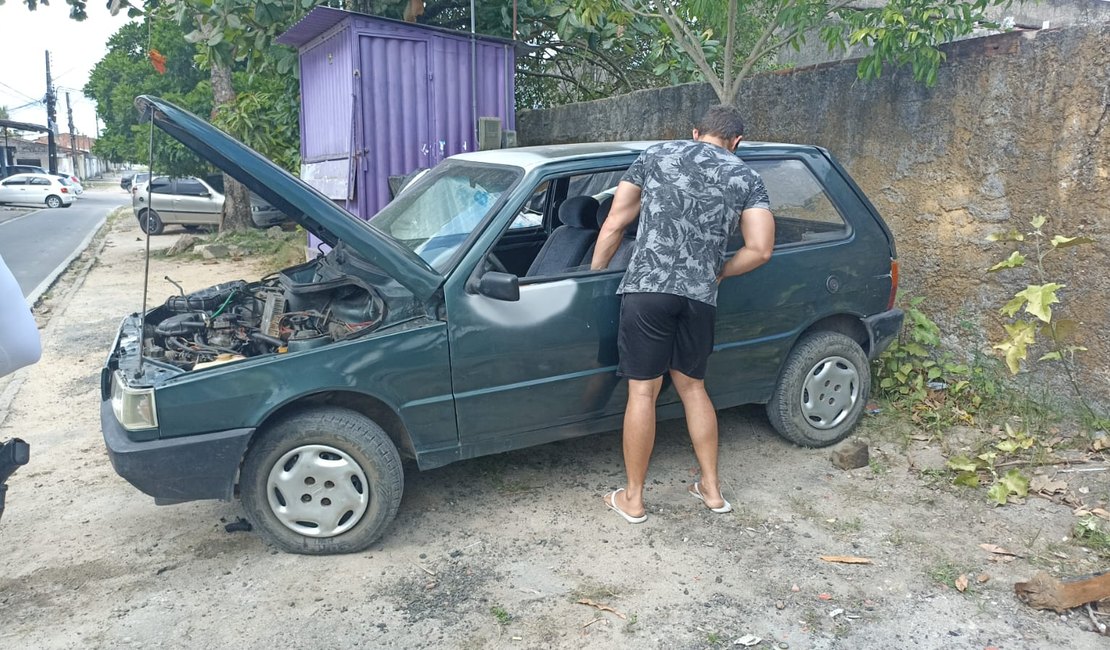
<box><xmin>142</xmin><ymin>267</ymin><xmax>385</xmax><ymax>371</ymax></box>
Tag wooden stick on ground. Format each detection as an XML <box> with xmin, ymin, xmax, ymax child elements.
<box><xmin>1014</xmin><ymin>570</ymin><xmax>1110</xmax><ymax>613</ymax></box>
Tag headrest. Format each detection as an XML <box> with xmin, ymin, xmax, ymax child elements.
<box><xmin>592</xmin><ymin>194</ymin><xmax>638</xmax><ymax>237</ymax></box>
<box><xmin>558</xmin><ymin>196</ymin><xmax>600</xmax><ymax>230</ymax></box>
<box><xmin>595</xmin><ymin>195</ymin><xmax>614</xmax><ymax>229</ymax></box>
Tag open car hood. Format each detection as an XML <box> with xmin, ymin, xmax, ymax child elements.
<box><xmin>134</xmin><ymin>95</ymin><xmax>443</xmax><ymax>302</ymax></box>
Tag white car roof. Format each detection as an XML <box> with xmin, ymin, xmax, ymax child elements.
<box><xmin>448</xmin><ymin>142</ymin><xmax>659</xmax><ymax>172</ymax></box>
<box><xmin>3</xmin><ymin>173</ymin><xmax>61</xmax><ymax>183</ymax></box>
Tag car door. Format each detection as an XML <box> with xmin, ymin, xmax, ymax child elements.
<box><xmin>0</xmin><ymin>175</ymin><xmax>26</xmax><ymax>203</ymax></box>
<box><xmin>443</xmin><ymin>160</ymin><xmax>649</xmax><ymax>450</ymax></box>
<box><xmin>172</xmin><ymin>178</ymin><xmax>221</xmax><ymax>226</ymax></box>
<box><xmin>28</xmin><ymin>176</ymin><xmax>52</xmax><ymax>204</ymax></box>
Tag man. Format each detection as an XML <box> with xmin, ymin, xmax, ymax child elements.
<box><xmin>592</xmin><ymin>105</ymin><xmax>774</xmax><ymax>523</ymax></box>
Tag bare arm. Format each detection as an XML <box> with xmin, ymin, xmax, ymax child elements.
<box><xmin>718</xmin><ymin>207</ymin><xmax>774</xmax><ymax>281</ymax></box>
<box><xmin>590</xmin><ymin>181</ymin><xmax>642</xmax><ymax>271</ymax></box>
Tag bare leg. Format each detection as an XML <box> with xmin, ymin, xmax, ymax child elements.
<box><xmin>607</xmin><ymin>376</ymin><xmax>663</xmax><ymax>517</ymax></box>
<box><xmin>670</xmin><ymin>369</ymin><xmax>726</xmax><ymax>509</ymax></box>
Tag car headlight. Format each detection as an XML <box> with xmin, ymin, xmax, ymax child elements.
<box><xmin>111</xmin><ymin>371</ymin><xmax>158</xmax><ymax>430</ymax></box>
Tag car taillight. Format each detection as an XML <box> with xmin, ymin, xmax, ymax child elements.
<box><xmin>887</xmin><ymin>259</ymin><xmax>899</xmax><ymax>310</ymax></box>
<box><xmin>60</xmin><ymin>187</ymin><xmax>68</xmax><ymax>193</ymax></box>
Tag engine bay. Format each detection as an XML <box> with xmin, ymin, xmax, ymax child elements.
<box><xmin>142</xmin><ymin>264</ymin><xmax>385</xmax><ymax>371</ymax></box>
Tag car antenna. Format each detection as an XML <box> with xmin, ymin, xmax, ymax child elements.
<box><xmin>136</xmin><ymin>104</ymin><xmax>156</xmax><ymax>378</ymax></box>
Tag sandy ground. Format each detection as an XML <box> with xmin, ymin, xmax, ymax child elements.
<box><xmin>1</xmin><ymin>214</ymin><xmax>1108</xmax><ymax>649</ymax></box>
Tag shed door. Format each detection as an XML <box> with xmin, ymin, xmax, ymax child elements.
<box><xmin>358</xmin><ymin>35</ymin><xmax>433</xmax><ymax>218</ymax></box>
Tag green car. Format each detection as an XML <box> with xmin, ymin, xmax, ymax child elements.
<box><xmin>101</xmin><ymin>96</ymin><xmax>903</xmax><ymax>554</ymax></box>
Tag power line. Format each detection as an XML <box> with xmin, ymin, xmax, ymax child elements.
<box><xmin>0</xmin><ymin>80</ymin><xmax>40</xmax><ymax>103</ymax></box>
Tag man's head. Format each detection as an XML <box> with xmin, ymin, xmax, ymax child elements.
<box><xmin>692</xmin><ymin>105</ymin><xmax>745</xmax><ymax>151</ymax></box>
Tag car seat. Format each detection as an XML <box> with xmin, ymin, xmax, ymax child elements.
<box><xmin>526</xmin><ymin>196</ymin><xmax>600</xmax><ymax>277</ymax></box>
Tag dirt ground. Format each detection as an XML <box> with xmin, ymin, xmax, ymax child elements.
<box><xmin>1</xmin><ymin>213</ymin><xmax>1108</xmax><ymax>649</ymax></box>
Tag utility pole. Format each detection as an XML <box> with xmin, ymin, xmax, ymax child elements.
<box><xmin>44</xmin><ymin>50</ymin><xmax>58</xmax><ymax>174</ymax></box>
<box><xmin>66</xmin><ymin>92</ymin><xmax>79</xmax><ymax>179</ymax></box>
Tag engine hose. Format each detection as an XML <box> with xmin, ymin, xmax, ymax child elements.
<box><xmin>251</xmin><ymin>331</ymin><xmax>284</xmax><ymax>348</ymax></box>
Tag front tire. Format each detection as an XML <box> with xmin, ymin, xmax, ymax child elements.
<box><xmin>137</xmin><ymin>208</ymin><xmax>164</xmax><ymax>235</ymax></box>
<box><xmin>240</xmin><ymin>407</ymin><xmax>404</xmax><ymax>555</ymax></box>
<box><xmin>766</xmin><ymin>331</ymin><xmax>870</xmax><ymax>447</ymax></box>
<box><xmin>45</xmin><ymin>195</ymin><xmax>62</xmax><ymax>208</ymax></box>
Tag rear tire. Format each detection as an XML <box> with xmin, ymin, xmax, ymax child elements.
<box><xmin>766</xmin><ymin>331</ymin><xmax>870</xmax><ymax>447</ymax></box>
<box><xmin>137</xmin><ymin>208</ymin><xmax>164</xmax><ymax>235</ymax></box>
<box><xmin>45</xmin><ymin>195</ymin><xmax>62</xmax><ymax>209</ymax></box>
<box><xmin>240</xmin><ymin>407</ymin><xmax>404</xmax><ymax>555</ymax></box>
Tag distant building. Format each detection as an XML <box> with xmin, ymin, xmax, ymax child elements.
<box><xmin>28</xmin><ymin>133</ymin><xmax>106</xmax><ymax>179</ymax></box>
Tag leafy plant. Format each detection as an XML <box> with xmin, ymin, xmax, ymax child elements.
<box><xmin>988</xmin><ymin>216</ymin><xmax>1105</xmax><ymax>427</ymax></box>
<box><xmin>947</xmin><ymin>421</ymin><xmax>1035</xmax><ymax>505</ymax></box>
<box><xmin>1074</xmin><ymin>516</ymin><xmax>1110</xmax><ymax>558</ymax></box>
<box><xmin>874</xmin><ymin>296</ymin><xmax>980</xmax><ymax>427</ymax></box>
<box><xmin>490</xmin><ymin>605</ymin><xmax>512</xmax><ymax>626</ymax></box>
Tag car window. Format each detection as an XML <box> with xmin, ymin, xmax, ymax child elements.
<box><xmin>148</xmin><ymin>178</ymin><xmax>173</xmax><ymax>194</ymax></box>
<box><xmin>486</xmin><ymin>165</ymin><xmax>632</xmax><ymax>281</ymax></box>
<box><xmin>745</xmin><ymin>158</ymin><xmax>848</xmax><ymax>248</ymax></box>
<box><xmin>509</xmin><ymin>180</ymin><xmax>549</xmax><ymax>230</ymax></box>
<box><xmin>2</xmin><ymin>176</ymin><xmax>26</xmax><ymax>186</ymax></box>
<box><xmin>29</xmin><ymin>177</ymin><xmax>51</xmax><ymax>186</ymax></box>
<box><xmin>176</xmin><ymin>179</ymin><xmax>209</xmax><ymax>196</ymax></box>
<box><xmin>370</xmin><ymin>161</ymin><xmax>520</xmax><ymax>272</ymax></box>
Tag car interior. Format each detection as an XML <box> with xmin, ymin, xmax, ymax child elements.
<box><xmin>480</xmin><ymin>157</ymin><xmax>851</xmax><ymax>284</ymax></box>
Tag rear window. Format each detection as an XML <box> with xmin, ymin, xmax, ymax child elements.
<box><xmin>747</xmin><ymin>159</ymin><xmax>849</xmax><ymax>247</ymax></box>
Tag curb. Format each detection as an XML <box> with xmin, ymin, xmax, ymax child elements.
<box><xmin>26</xmin><ymin>213</ymin><xmax>108</xmax><ymax>308</ymax></box>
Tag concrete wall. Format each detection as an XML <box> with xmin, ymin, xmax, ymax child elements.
<box><xmin>518</xmin><ymin>24</ymin><xmax>1110</xmax><ymax>403</ymax></box>
<box><xmin>778</xmin><ymin>0</ymin><xmax>1110</xmax><ymax>68</ymax></box>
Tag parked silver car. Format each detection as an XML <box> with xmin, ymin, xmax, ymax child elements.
<box><xmin>132</xmin><ymin>175</ymin><xmax>289</xmax><ymax>234</ymax></box>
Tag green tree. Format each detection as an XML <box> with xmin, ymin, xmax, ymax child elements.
<box><xmin>565</xmin><ymin>0</ymin><xmax>1016</xmax><ymax>105</ymax></box>
<box><xmin>83</xmin><ymin>17</ymin><xmax>212</xmax><ymax>174</ymax></box>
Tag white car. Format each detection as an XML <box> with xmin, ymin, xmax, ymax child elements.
<box><xmin>53</xmin><ymin>173</ymin><xmax>84</xmax><ymax>195</ymax></box>
<box><xmin>0</xmin><ymin>173</ymin><xmax>76</xmax><ymax>208</ymax></box>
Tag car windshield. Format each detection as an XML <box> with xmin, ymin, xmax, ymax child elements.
<box><xmin>369</xmin><ymin>161</ymin><xmax>520</xmax><ymax>272</ymax></box>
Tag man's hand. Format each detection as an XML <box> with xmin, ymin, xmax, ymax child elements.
<box><xmin>591</xmin><ymin>181</ymin><xmax>642</xmax><ymax>271</ymax></box>
<box><xmin>718</xmin><ymin>207</ymin><xmax>774</xmax><ymax>282</ymax></box>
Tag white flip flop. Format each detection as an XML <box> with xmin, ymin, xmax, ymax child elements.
<box><xmin>690</xmin><ymin>482</ymin><xmax>732</xmax><ymax>514</ymax></box>
<box><xmin>605</xmin><ymin>488</ymin><xmax>648</xmax><ymax>524</ymax></box>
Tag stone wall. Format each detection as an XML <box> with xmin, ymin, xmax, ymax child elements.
<box><xmin>518</xmin><ymin>25</ymin><xmax>1110</xmax><ymax>404</ymax></box>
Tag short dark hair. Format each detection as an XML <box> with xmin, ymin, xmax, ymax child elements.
<box><xmin>696</xmin><ymin>105</ymin><xmax>745</xmax><ymax>140</ymax></box>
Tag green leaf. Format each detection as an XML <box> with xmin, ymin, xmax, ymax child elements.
<box><xmin>1000</xmin><ymin>294</ymin><xmax>1026</xmax><ymax>317</ymax></box>
<box><xmin>995</xmin><ymin>439</ymin><xmax>1020</xmax><ymax>453</ymax></box>
<box><xmin>1039</xmin><ymin>351</ymin><xmax>1062</xmax><ymax>362</ymax></box>
<box><xmin>993</xmin><ymin>319</ymin><xmax>1038</xmax><ymax>374</ymax></box>
<box><xmin>947</xmin><ymin>456</ymin><xmax>978</xmax><ymax>472</ymax></box>
<box><xmin>1000</xmin><ymin>469</ymin><xmax>1029</xmax><ymax>498</ymax></box>
<box><xmin>1031</xmin><ymin>215</ymin><xmax>1047</xmax><ymax>229</ymax></box>
<box><xmin>987</xmin><ymin>481</ymin><xmax>1009</xmax><ymax>506</ymax></box>
<box><xmin>988</xmin><ymin>251</ymin><xmax>1025</xmax><ymax>272</ymax></box>
<box><xmin>953</xmin><ymin>471</ymin><xmax>980</xmax><ymax>487</ymax></box>
<box><xmin>1017</xmin><ymin>283</ymin><xmax>1064</xmax><ymax>322</ymax></box>
<box><xmin>1050</xmin><ymin>235</ymin><xmax>1095</xmax><ymax>249</ymax></box>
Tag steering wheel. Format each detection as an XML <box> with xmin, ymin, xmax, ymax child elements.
<box><xmin>486</xmin><ymin>253</ymin><xmax>509</xmax><ymax>274</ymax></box>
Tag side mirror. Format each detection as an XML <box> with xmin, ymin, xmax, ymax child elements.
<box><xmin>476</xmin><ymin>272</ymin><xmax>520</xmax><ymax>302</ymax></box>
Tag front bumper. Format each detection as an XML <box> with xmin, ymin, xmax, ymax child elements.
<box><xmin>100</xmin><ymin>400</ymin><xmax>253</xmax><ymax>504</ymax></box>
<box><xmin>862</xmin><ymin>308</ymin><xmax>905</xmax><ymax>361</ymax></box>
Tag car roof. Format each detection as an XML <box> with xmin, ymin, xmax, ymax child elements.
<box><xmin>447</xmin><ymin>141</ymin><xmax>826</xmax><ymax>171</ymax></box>
<box><xmin>3</xmin><ymin>173</ymin><xmax>58</xmax><ymax>182</ymax></box>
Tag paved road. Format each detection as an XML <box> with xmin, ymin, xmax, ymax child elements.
<box><xmin>0</xmin><ymin>189</ymin><xmax>128</xmax><ymax>302</ymax></box>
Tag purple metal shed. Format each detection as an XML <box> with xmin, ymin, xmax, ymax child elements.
<box><xmin>278</xmin><ymin>7</ymin><xmax>517</xmax><ymax>221</ymax></box>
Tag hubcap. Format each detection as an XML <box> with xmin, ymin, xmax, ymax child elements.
<box><xmin>799</xmin><ymin>355</ymin><xmax>859</xmax><ymax>430</ymax></box>
<box><xmin>266</xmin><ymin>444</ymin><xmax>369</xmax><ymax>538</ymax></box>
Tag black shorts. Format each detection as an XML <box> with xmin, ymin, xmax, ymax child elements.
<box><xmin>617</xmin><ymin>292</ymin><xmax>716</xmax><ymax>380</ymax></box>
